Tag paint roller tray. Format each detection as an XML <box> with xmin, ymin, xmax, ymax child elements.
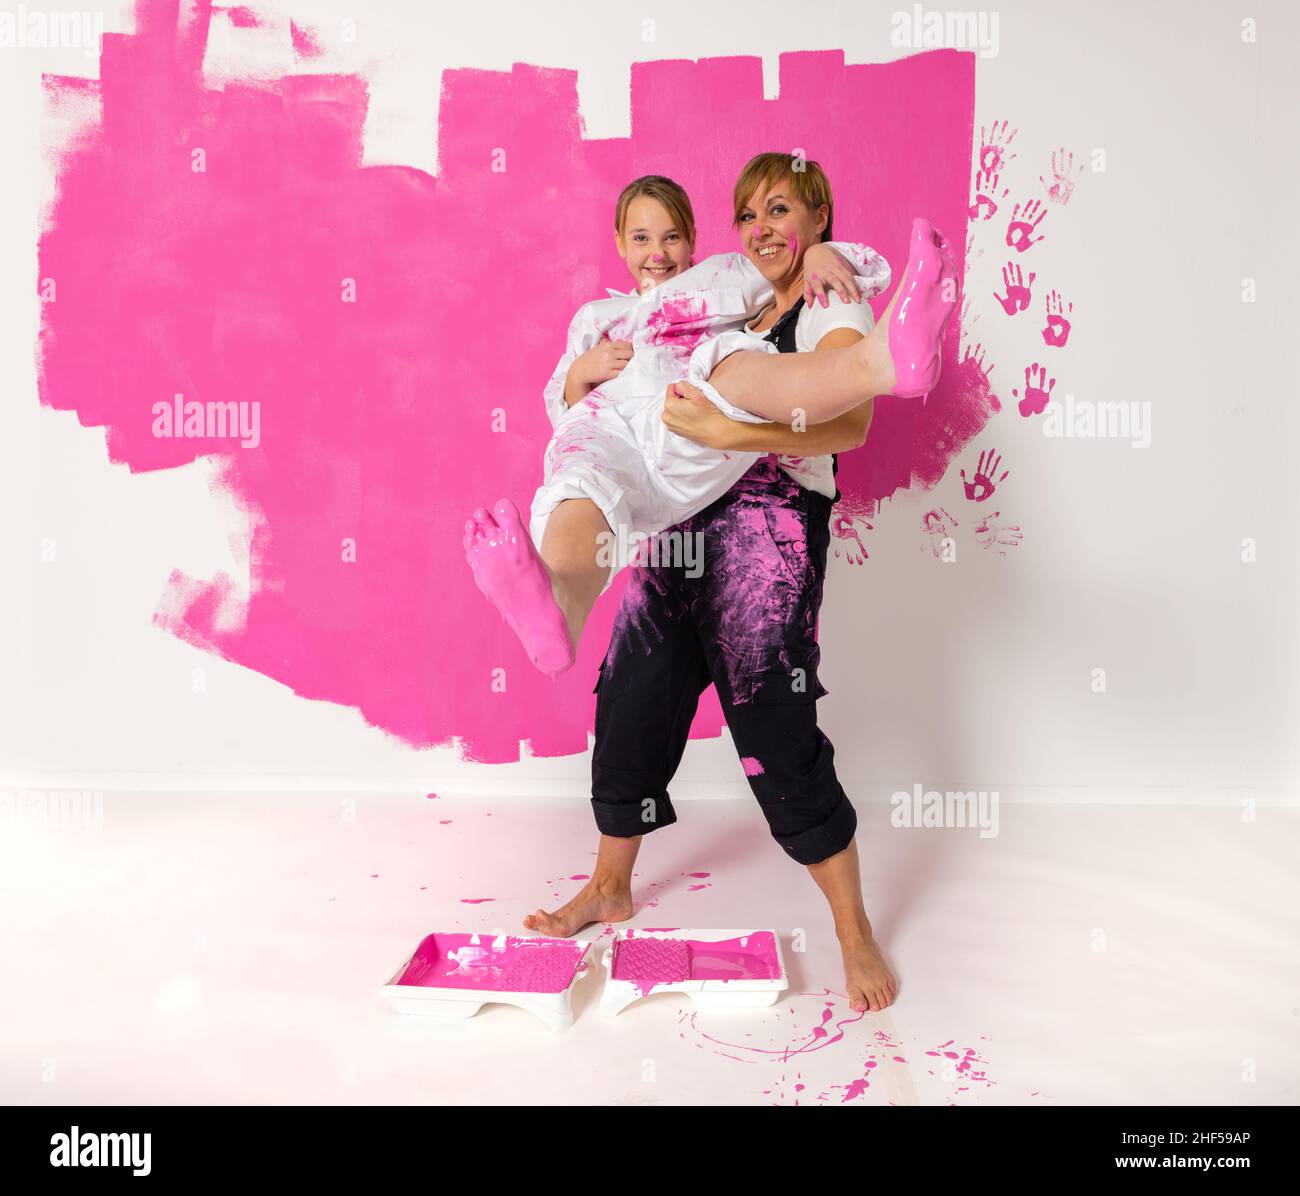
<box><xmin>381</xmin><ymin>932</ymin><xmax>593</xmax><ymax>1032</ymax></box>
<box><xmin>599</xmin><ymin>928</ymin><xmax>789</xmax><ymax>1015</ymax></box>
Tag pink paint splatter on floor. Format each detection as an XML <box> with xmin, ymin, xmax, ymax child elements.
<box><xmin>459</xmin><ymin>897</ymin><xmax>495</xmax><ymax>905</ymax></box>
<box><xmin>37</xmin><ymin>3</ymin><xmax>978</xmax><ymax>761</ymax></box>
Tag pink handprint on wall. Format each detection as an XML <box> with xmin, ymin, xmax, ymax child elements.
<box><xmin>1012</xmin><ymin>363</ymin><xmax>1055</xmax><ymax>417</ymax></box>
<box><xmin>972</xmin><ymin>510</ymin><xmax>1023</xmax><ymax>556</ymax></box>
<box><xmin>1041</xmin><ymin>289</ymin><xmax>1073</xmax><ymax>347</ymax></box>
<box><xmin>969</xmin><ymin>169</ymin><xmax>1009</xmax><ymax>221</ymax></box>
<box><xmin>832</xmin><ymin>506</ymin><xmax>874</xmax><ymax>565</ymax></box>
<box><xmin>1006</xmin><ymin>199</ymin><xmax>1047</xmax><ymax>252</ymax></box>
<box><xmin>961</xmin><ymin>341</ymin><xmax>994</xmax><ymax>381</ymax></box>
<box><xmin>1040</xmin><ymin>147</ymin><xmax>1081</xmax><ymax>205</ymax></box>
<box><xmin>979</xmin><ymin>120</ymin><xmax>1019</xmax><ymax>176</ymax></box>
<box><xmin>994</xmin><ymin>262</ymin><xmax>1036</xmax><ymax>315</ymax></box>
<box><xmin>922</xmin><ymin>507</ymin><xmax>959</xmax><ymax>558</ymax></box>
<box><xmin>960</xmin><ymin>448</ymin><xmax>1009</xmax><ymax>502</ymax></box>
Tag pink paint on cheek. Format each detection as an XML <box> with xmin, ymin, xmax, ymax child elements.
<box><xmin>37</xmin><ymin>6</ymin><xmax>974</xmax><ymax>762</ymax></box>
<box><xmin>741</xmin><ymin>756</ymin><xmax>765</xmax><ymax>776</ymax></box>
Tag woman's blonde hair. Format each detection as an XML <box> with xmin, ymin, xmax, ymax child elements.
<box><xmin>614</xmin><ymin>175</ymin><xmax>697</xmax><ymax>248</ymax></box>
<box><xmin>732</xmin><ymin>152</ymin><xmax>834</xmax><ymax>241</ymax></box>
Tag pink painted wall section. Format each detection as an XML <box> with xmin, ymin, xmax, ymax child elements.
<box><xmin>37</xmin><ymin>0</ymin><xmax>978</xmax><ymax>762</ymax></box>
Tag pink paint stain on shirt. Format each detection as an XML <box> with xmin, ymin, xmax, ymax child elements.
<box><xmin>644</xmin><ymin>292</ymin><xmax>713</xmax><ymax>360</ymax></box>
<box><xmin>36</xmin><ymin>4</ymin><xmax>976</xmax><ymax>762</ymax></box>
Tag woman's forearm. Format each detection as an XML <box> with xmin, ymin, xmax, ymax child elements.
<box><xmin>723</xmin><ymin>399</ymin><xmax>874</xmax><ymax>455</ymax></box>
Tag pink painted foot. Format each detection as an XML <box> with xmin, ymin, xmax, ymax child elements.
<box><xmin>463</xmin><ymin>498</ymin><xmax>575</xmax><ymax>676</ymax></box>
<box><xmin>888</xmin><ymin>217</ymin><xmax>959</xmax><ymax>398</ymax></box>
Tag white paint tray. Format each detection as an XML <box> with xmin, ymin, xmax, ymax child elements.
<box><xmin>599</xmin><ymin>927</ymin><xmax>789</xmax><ymax>1016</ymax></box>
<box><xmin>382</xmin><ymin>931</ymin><xmax>593</xmax><ymax>1032</ymax></box>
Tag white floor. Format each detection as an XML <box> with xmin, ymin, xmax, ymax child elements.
<box><xmin>3</xmin><ymin>789</ymin><xmax>1297</xmax><ymax>1106</ymax></box>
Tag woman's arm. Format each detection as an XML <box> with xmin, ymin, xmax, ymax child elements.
<box><xmin>663</xmin><ymin>327</ymin><xmax>873</xmax><ymax>453</ymax></box>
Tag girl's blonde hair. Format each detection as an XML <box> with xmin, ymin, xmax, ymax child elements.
<box><xmin>614</xmin><ymin>175</ymin><xmax>697</xmax><ymax>248</ymax></box>
<box><xmin>732</xmin><ymin>152</ymin><xmax>834</xmax><ymax>241</ymax></box>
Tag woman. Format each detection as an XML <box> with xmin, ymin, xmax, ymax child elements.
<box><xmin>525</xmin><ymin>153</ymin><xmax>902</xmax><ymax>1013</ymax></box>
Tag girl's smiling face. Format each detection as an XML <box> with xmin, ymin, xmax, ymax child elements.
<box><xmin>615</xmin><ymin>195</ymin><xmax>694</xmax><ymax>291</ymax></box>
<box><xmin>736</xmin><ymin>179</ymin><xmax>828</xmax><ymax>287</ymax></box>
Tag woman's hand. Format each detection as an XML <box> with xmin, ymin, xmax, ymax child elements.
<box><xmin>802</xmin><ymin>243</ymin><xmax>864</xmax><ymax>309</ymax></box>
<box><xmin>574</xmin><ymin>336</ymin><xmax>633</xmax><ymax>388</ymax></box>
<box><xmin>661</xmin><ymin>381</ymin><xmax>739</xmax><ymax>449</ymax></box>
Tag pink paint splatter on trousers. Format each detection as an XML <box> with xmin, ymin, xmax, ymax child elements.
<box><xmin>740</xmin><ymin>756</ymin><xmax>765</xmax><ymax>776</ymax></box>
<box><xmin>36</xmin><ymin>3</ymin><xmax>977</xmax><ymax>761</ymax></box>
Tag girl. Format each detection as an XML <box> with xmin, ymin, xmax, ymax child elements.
<box><xmin>463</xmin><ymin>175</ymin><xmax>956</xmax><ymax>676</ymax></box>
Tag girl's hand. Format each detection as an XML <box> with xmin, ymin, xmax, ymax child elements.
<box><xmin>575</xmin><ymin>337</ymin><xmax>633</xmax><ymax>387</ymax></box>
<box><xmin>661</xmin><ymin>381</ymin><xmax>738</xmax><ymax>449</ymax></box>
<box><xmin>802</xmin><ymin>243</ymin><xmax>864</xmax><ymax>309</ymax></box>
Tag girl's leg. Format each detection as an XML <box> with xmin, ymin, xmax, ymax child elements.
<box><xmin>463</xmin><ymin>495</ymin><xmax>612</xmax><ymax>676</ymax></box>
<box><xmin>806</xmin><ymin>839</ymin><xmax>898</xmax><ymax>1013</ymax></box>
<box><xmin>707</xmin><ymin>216</ymin><xmax>958</xmax><ymax>424</ymax></box>
<box><xmin>523</xmin><ymin>832</ymin><xmax>640</xmax><ymax>937</ymax></box>
<box><xmin>539</xmin><ymin>497</ymin><xmax>613</xmax><ymax>652</ymax></box>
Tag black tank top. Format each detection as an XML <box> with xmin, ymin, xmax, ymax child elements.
<box><xmin>760</xmin><ymin>298</ymin><xmax>840</xmax><ymax>503</ymax></box>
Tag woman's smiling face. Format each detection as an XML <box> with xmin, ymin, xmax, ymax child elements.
<box><xmin>736</xmin><ymin>178</ymin><xmax>829</xmax><ymax>287</ymax></box>
<box><xmin>615</xmin><ymin>195</ymin><xmax>694</xmax><ymax>290</ymax></box>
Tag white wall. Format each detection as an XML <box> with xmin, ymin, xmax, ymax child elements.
<box><xmin>1</xmin><ymin>0</ymin><xmax>1297</xmax><ymax>796</ymax></box>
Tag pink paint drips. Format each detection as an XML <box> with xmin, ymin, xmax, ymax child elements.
<box><xmin>37</xmin><ymin>2</ymin><xmax>976</xmax><ymax>761</ymax></box>
<box><xmin>394</xmin><ymin>932</ymin><xmax>585</xmax><ymax>993</ymax></box>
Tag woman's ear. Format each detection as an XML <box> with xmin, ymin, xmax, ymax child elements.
<box><xmin>815</xmin><ymin>204</ymin><xmax>830</xmax><ymax>237</ymax></box>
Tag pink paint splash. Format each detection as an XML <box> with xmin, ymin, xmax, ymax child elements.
<box><xmin>393</xmin><ymin>932</ymin><xmax>585</xmax><ymax>993</ymax></box>
<box><xmin>459</xmin><ymin>897</ymin><xmax>495</xmax><ymax>905</ymax></box>
<box><xmin>740</xmin><ymin>756</ymin><xmax>764</xmax><ymax>776</ymax></box>
<box><xmin>37</xmin><ymin>3</ymin><xmax>977</xmax><ymax>761</ymax></box>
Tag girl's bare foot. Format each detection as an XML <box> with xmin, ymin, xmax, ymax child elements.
<box><xmin>524</xmin><ymin>878</ymin><xmax>634</xmax><ymax>938</ymax></box>
<box><xmin>859</xmin><ymin>216</ymin><xmax>958</xmax><ymax>399</ymax></box>
<box><xmin>838</xmin><ymin>920</ymin><xmax>898</xmax><ymax>1012</ymax></box>
<box><xmin>463</xmin><ymin>498</ymin><xmax>575</xmax><ymax>676</ymax></box>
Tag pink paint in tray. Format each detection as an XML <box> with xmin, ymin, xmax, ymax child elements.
<box><xmin>600</xmin><ymin>928</ymin><xmax>789</xmax><ymax>1015</ymax></box>
<box><xmin>382</xmin><ymin>932</ymin><xmax>593</xmax><ymax>1031</ymax></box>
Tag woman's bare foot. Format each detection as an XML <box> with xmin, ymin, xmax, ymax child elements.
<box><xmin>838</xmin><ymin>920</ymin><xmax>898</xmax><ymax>1012</ymax></box>
<box><xmin>524</xmin><ymin>878</ymin><xmax>634</xmax><ymax>938</ymax></box>
<box><xmin>859</xmin><ymin>216</ymin><xmax>958</xmax><ymax>400</ymax></box>
<box><xmin>463</xmin><ymin>498</ymin><xmax>575</xmax><ymax>676</ymax></box>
